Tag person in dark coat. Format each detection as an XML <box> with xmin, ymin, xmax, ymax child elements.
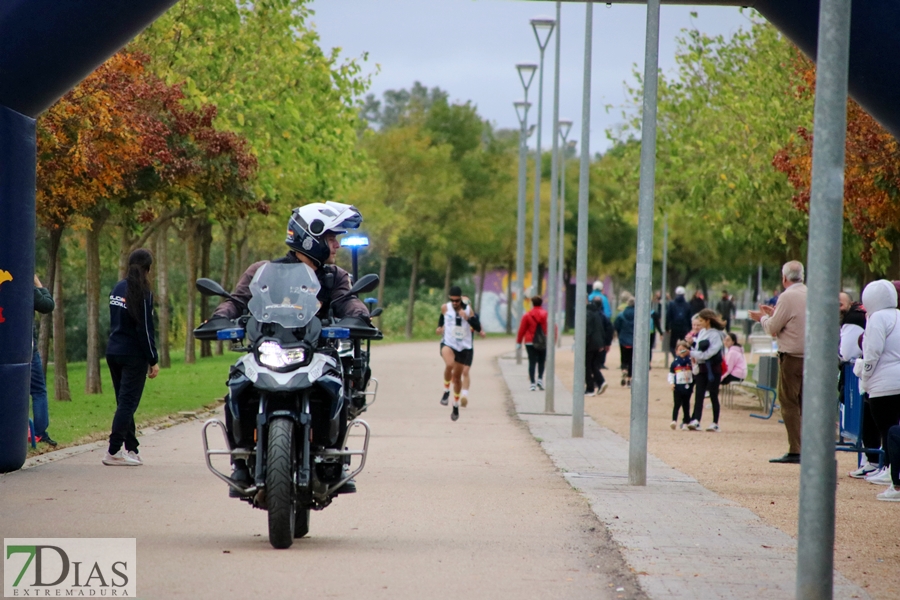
<box><xmin>585</xmin><ymin>296</ymin><xmax>613</xmax><ymax>395</ymax></box>
<box><xmin>666</xmin><ymin>286</ymin><xmax>693</xmax><ymax>359</ymax></box>
<box><xmin>689</xmin><ymin>290</ymin><xmax>707</xmax><ymax>316</ymax></box>
<box><xmin>31</xmin><ymin>274</ymin><xmax>56</xmax><ymax>446</ymax></box>
<box><xmin>103</xmin><ymin>248</ymin><xmax>159</xmax><ymax>467</ymax></box>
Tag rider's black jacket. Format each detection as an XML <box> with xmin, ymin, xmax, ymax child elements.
<box><xmin>212</xmin><ymin>252</ymin><xmax>368</xmax><ymax>321</ymax></box>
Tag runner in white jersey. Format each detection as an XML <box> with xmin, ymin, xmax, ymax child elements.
<box><xmin>436</xmin><ymin>286</ymin><xmax>485</xmax><ymax>421</ymax></box>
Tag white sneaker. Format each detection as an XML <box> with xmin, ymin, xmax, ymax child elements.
<box><xmin>687</xmin><ymin>419</ymin><xmax>700</xmax><ymax>431</ymax></box>
<box><xmin>876</xmin><ymin>486</ymin><xmax>900</xmax><ymax>502</ymax></box>
<box><xmin>866</xmin><ymin>467</ymin><xmax>893</xmax><ymax>485</ymax></box>
<box><xmin>530</xmin><ymin>383</ymin><xmax>536</xmax><ymax>392</ymax></box>
<box><xmin>670</xmin><ymin>421</ymin><xmax>677</xmax><ymax>430</ymax></box>
<box><xmin>705</xmin><ymin>423</ymin><xmax>720</xmax><ymax>432</ymax></box>
<box><xmin>536</xmin><ymin>379</ymin><xmax>544</xmax><ymax>391</ymax></box>
<box><xmin>849</xmin><ymin>461</ymin><xmax>879</xmax><ymax>479</ymax></box>
<box><xmin>598</xmin><ymin>382</ymin><xmax>608</xmax><ymax>395</ymax></box>
<box><xmin>102</xmin><ymin>450</ymin><xmax>141</xmax><ymax>467</ymax></box>
<box><xmin>126</xmin><ymin>450</ymin><xmax>143</xmax><ymax>465</ymax></box>
<box><xmin>679</xmin><ymin>423</ymin><xmax>689</xmax><ymax>431</ymax></box>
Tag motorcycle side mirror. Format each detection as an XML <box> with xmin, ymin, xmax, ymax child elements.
<box><xmin>196</xmin><ymin>278</ymin><xmax>231</xmax><ymax>298</ymax></box>
<box><xmin>369</xmin><ymin>307</ymin><xmax>383</xmax><ymax>318</ymax></box>
<box><xmin>348</xmin><ymin>274</ymin><xmax>379</xmax><ymax>296</ymax></box>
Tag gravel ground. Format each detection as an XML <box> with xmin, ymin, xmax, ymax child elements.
<box><xmin>553</xmin><ymin>342</ymin><xmax>899</xmax><ymax>600</ymax></box>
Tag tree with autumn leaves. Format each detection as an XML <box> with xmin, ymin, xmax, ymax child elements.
<box><xmin>773</xmin><ymin>51</ymin><xmax>900</xmax><ymax>278</ymax></box>
<box><xmin>36</xmin><ymin>50</ymin><xmax>258</xmax><ymax>398</ymax></box>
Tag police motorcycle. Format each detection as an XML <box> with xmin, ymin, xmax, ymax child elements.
<box><xmin>193</xmin><ymin>262</ymin><xmax>382</xmax><ymax>549</ymax></box>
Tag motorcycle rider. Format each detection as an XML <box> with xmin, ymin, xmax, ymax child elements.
<box><xmin>206</xmin><ymin>201</ymin><xmax>370</xmax><ymax>494</ymax></box>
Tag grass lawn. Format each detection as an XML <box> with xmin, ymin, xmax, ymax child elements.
<box><xmin>34</xmin><ymin>351</ymin><xmax>235</xmax><ymax>454</ymax></box>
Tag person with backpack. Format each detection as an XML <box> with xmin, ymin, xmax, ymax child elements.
<box><xmin>666</xmin><ymin>286</ymin><xmax>693</xmax><ymax>359</ymax></box>
<box><xmin>516</xmin><ymin>296</ymin><xmax>549</xmax><ymax>391</ymax></box>
<box><xmin>585</xmin><ymin>295</ymin><xmax>613</xmax><ymax>395</ymax></box>
<box><xmin>614</xmin><ymin>294</ymin><xmax>636</xmax><ymax>387</ymax></box>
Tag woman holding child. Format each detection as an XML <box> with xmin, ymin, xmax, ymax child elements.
<box><xmin>687</xmin><ymin>309</ymin><xmax>726</xmax><ymax>432</ymax></box>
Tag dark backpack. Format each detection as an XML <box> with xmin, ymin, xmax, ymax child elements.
<box><xmin>532</xmin><ymin>320</ymin><xmax>547</xmax><ymax>351</ymax></box>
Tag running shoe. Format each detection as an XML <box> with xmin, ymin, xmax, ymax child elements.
<box><xmin>451</xmin><ymin>406</ymin><xmax>459</xmax><ymax>421</ymax></box>
<box><xmin>440</xmin><ymin>390</ymin><xmax>450</xmax><ymax>406</ymax></box>
<box><xmin>849</xmin><ymin>462</ymin><xmax>879</xmax><ymax>479</ymax></box>
<box><xmin>686</xmin><ymin>419</ymin><xmax>700</xmax><ymax>431</ymax></box>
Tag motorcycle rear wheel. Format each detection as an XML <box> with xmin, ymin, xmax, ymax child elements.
<box><xmin>267</xmin><ymin>417</ymin><xmax>297</xmax><ymax>549</ymax></box>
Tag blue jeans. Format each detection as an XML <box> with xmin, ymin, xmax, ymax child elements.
<box><xmin>30</xmin><ymin>347</ymin><xmax>50</xmax><ymax>438</ymax></box>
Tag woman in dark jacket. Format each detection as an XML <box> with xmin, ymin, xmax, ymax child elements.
<box><xmin>103</xmin><ymin>248</ymin><xmax>159</xmax><ymax>467</ymax></box>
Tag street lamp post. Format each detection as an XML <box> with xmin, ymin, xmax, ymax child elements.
<box><xmin>515</xmin><ymin>63</ymin><xmax>537</xmax><ymax>365</ymax></box>
<box><xmin>543</xmin><ymin>1</ymin><xmax>562</xmax><ymax>413</ymax></box>
<box><xmin>530</xmin><ymin>16</ymin><xmax>555</xmax><ymax>297</ymax></box>
<box><xmin>514</xmin><ymin>95</ymin><xmax>534</xmax><ymax>365</ymax></box>
<box><xmin>556</xmin><ymin>120</ymin><xmax>573</xmax><ymax>343</ymax></box>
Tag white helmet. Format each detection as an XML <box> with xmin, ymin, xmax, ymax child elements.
<box><xmin>285</xmin><ymin>201</ymin><xmax>362</xmax><ymax>266</ymax></box>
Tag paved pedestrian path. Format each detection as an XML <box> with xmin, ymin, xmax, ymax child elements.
<box><xmin>497</xmin><ymin>351</ymin><xmax>869</xmax><ymax>600</ymax></box>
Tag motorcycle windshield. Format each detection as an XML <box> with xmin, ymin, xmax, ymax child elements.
<box><xmin>247</xmin><ymin>262</ymin><xmax>321</xmax><ymax>328</ymax></box>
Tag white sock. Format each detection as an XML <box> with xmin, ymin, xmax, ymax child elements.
<box><xmin>461</xmin><ymin>389</ymin><xmax>469</xmax><ymax>397</ymax></box>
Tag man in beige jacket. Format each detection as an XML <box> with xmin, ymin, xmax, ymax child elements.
<box><xmin>749</xmin><ymin>261</ymin><xmax>807</xmax><ymax>464</ymax></box>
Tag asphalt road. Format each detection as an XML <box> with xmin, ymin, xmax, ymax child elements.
<box><xmin>0</xmin><ymin>338</ymin><xmax>635</xmax><ymax>599</ymax></box>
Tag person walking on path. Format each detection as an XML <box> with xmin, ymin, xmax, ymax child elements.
<box><xmin>715</xmin><ymin>291</ymin><xmax>736</xmax><ymax>332</ymax></box>
<box><xmin>668</xmin><ymin>339</ymin><xmax>694</xmax><ymax>430</ymax></box>
<box><xmin>31</xmin><ymin>274</ymin><xmax>57</xmax><ymax>446</ymax></box>
<box><xmin>720</xmin><ymin>332</ymin><xmax>747</xmax><ymax>385</ymax></box>
<box><xmin>516</xmin><ymin>296</ymin><xmax>549</xmax><ymax>392</ymax></box>
<box><xmin>666</xmin><ymin>286</ymin><xmax>692</xmax><ymax>359</ymax></box>
<box><xmin>588</xmin><ymin>280</ymin><xmax>611</xmax><ymax>318</ymax></box>
<box><xmin>854</xmin><ymin>280</ymin><xmax>900</xmax><ymax>486</ymax></box>
<box><xmin>749</xmin><ymin>260</ymin><xmax>806</xmax><ymax>464</ymax></box>
<box><xmin>103</xmin><ymin>248</ymin><xmax>159</xmax><ymax>466</ymax></box>
<box><xmin>686</xmin><ymin>308</ymin><xmax>726</xmax><ymax>432</ymax></box>
<box><xmin>585</xmin><ymin>296</ymin><xmax>613</xmax><ymax>395</ymax></box>
<box><xmin>614</xmin><ymin>295</ymin><xmax>636</xmax><ymax>387</ymax></box>
<box><xmin>437</xmin><ymin>286</ymin><xmax>484</xmax><ymax>421</ymax></box>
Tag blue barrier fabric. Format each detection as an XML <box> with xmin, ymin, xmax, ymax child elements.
<box><xmin>0</xmin><ymin>104</ymin><xmax>36</xmax><ymax>472</ymax></box>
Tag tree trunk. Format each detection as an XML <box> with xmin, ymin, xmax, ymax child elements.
<box><xmin>217</xmin><ymin>225</ymin><xmax>235</xmax><ymax>355</ymax></box>
<box><xmin>443</xmin><ymin>257</ymin><xmax>452</xmax><ymax>299</ymax></box>
<box><xmin>377</xmin><ymin>253</ymin><xmax>388</xmax><ymax>332</ymax></box>
<box><xmin>235</xmin><ymin>219</ymin><xmax>250</xmax><ymax>285</ymax></box>
<box><xmin>505</xmin><ymin>261</ymin><xmax>513</xmax><ymax>335</ymax></box>
<box><xmin>52</xmin><ymin>250</ymin><xmax>71</xmax><ymax>401</ymax></box>
<box><xmin>156</xmin><ymin>222</ymin><xmax>171</xmax><ymax>368</ymax></box>
<box><xmin>405</xmin><ymin>249</ymin><xmax>420</xmax><ymax>339</ymax></box>
<box><xmin>118</xmin><ymin>227</ymin><xmax>136</xmax><ymax>280</ymax></box>
<box><xmin>199</xmin><ymin>222</ymin><xmax>213</xmax><ymax>359</ymax></box>
<box><xmin>39</xmin><ymin>228</ymin><xmax>64</xmax><ymax>375</ymax></box>
<box><xmin>477</xmin><ymin>262</ymin><xmax>487</xmax><ymax>315</ymax></box>
<box><xmin>183</xmin><ymin>219</ymin><xmax>199</xmax><ymax>364</ymax></box>
<box><xmin>84</xmin><ymin>214</ymin><xmax>109</xmax><ymax>394</ymax></box>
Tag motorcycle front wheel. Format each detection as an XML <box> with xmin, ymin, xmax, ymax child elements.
<box><xmin>266</xmin><ymin>417</ymin><xmax>297</xmax><ymax>549</ymax></box>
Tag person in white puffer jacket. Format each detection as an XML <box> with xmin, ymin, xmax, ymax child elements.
<box><xmin>855</xmin><ymin>280</ymin><xmax>900</xmax><ymax>487</ymax></box>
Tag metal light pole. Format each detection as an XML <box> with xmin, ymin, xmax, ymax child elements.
<box><xmin>629</xmin><ymin>0</ymin><xmax>661</xmax><ymax>487</ymax></box>
<box><xmin>797</xmin><ymin>0</ymin><xmax>852</xmax><ymax>596</ymax></box>
<box><xmin>530</xmin><ymin>16</ymin><xmax>555</xmax><ymax>297</ymax></box>
<box><xmin>544</xmin><ymin>0</ymin><xmax>562</xmax><ymax>413</ymax></box>
<box><xmin>514</xmin><ymin>95</ymin><xmax>534</xmax><ymax>365</ymax></box>
<box><xmin>556</xmin><ymin>120</ymin><xmax>573</xmax><ymax>344</ymax></box>
<box><xmin>572</xmin><ymin>0</ymin><xmax>593</xmax><ymax>438</ymax></box>
<box><xmin>660</xmin><ymin>213</ymin><xmax>668</xmax><ymax>353</ymax></box>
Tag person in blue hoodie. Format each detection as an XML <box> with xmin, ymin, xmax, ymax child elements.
<box><xmin>103</xmin><ymin>248</ymin><xmax>159</xmax><ymax>467</ymax></box>
<box><xmin>614</xmin><ymin>294</ymin><xmax>636</xmax><ymax>387</ymax></box>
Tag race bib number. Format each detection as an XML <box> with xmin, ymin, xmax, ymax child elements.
<box><xmin>453</xmin><ymin>326</ymin><xmax>464</xmax><ymax>341</ymax></box>
<box><xmin>675</xmin><ymin>369</ymin><xmax>692</xmax><ymax>385</ymax></box>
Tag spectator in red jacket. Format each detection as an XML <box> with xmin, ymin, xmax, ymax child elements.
<box><xmin>517</xmin><ymin>296</ymin><xmax>549</xmax><ymax>391</ymax></box>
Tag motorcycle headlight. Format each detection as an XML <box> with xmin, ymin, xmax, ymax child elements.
<box><xmin>257</xmin><ymin>341</ymin><xmax>308</xmax><ymax>370</ymax></box>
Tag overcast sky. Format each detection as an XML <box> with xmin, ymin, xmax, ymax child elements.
<box><xmin>308</xmin><ymin>0</ymin><xmax>752</xmax><ymax>154</ymax></box>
